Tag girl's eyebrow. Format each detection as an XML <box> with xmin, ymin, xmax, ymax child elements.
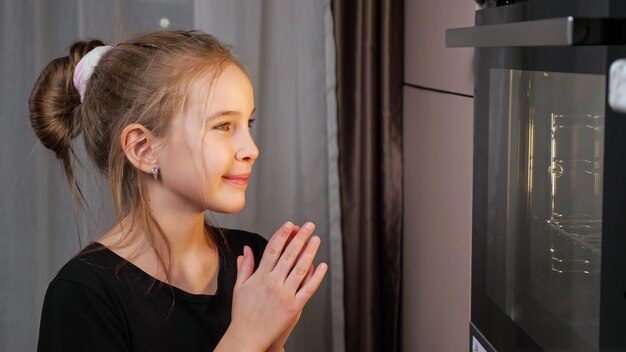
<box><xmin>208</xmin><ymin>107</ymin><xmax>256</xmax><ymax>120</ymax></box>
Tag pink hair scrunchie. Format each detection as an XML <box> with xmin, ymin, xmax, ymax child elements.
<box><xmin>72</xmin><ymin>45</ymin><xmax>112</xmax><ymax>102</ymax></box>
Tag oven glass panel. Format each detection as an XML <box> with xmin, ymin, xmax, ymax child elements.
<box><xmin>487</xmin><ymin>69</ymin><xmax>606</xmax><ymax>351</ymax></box>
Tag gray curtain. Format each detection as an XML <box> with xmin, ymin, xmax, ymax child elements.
<box><xmin>331</xmin><ymin>0</ymin><xmax>404</xmax><ymax>351</ymax></box>
<box><xmin>0</xmin><ymin>1</ymin><xmax>344</xmax><ymax>351</ymax></box>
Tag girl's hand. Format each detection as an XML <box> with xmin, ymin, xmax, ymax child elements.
<box><xmin>265</xmin><ymin>225</ymin><xmax>318</xmax><ymax>352</ymax></box>
<box><xmin>266</xmin><ymin>264</ymin><xmax>316</xmax><ymax>352</ymax></box>
<box><xmin>229</xmin><ymin>222</ymin><xmax>327</xmax><ymax>351</ymax></box>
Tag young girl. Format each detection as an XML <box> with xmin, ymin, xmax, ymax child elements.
<box><xmin>29</xmin><ymin>30</ymin><xmax>327</xmax><ymax>352</ymax></box>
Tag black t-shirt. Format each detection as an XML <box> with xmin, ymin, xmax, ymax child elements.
<box><xmin>37</xmin><ymin>228</ymin><xmax>268</xmax><ymax>352</ymax></box>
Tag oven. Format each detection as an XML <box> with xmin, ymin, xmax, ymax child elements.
<box><xmin>446</xmin><ymin>1</ymin><xmax>626</xmax><ymax>351</ymax></box>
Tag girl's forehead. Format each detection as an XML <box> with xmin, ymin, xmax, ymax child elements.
<box><xmin>188</xmin><ymin>64</ymin><xmax>254</xmax><ymax>115</ymax></box>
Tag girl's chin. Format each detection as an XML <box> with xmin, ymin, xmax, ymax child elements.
<box><xmin>213</xmin><ymin>206</ymin><xmax>245</xmax><ymax>214</ymax></box>
<box><xmin>208</xmin><ymin>199</ymin><xmax>246</xmax><ymax>214</ymax></box>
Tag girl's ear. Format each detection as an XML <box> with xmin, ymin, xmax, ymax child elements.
<box><xmin>120</xmin><ymin>123</ymin><xmax>160</xmax><ymax>175</ymax></box>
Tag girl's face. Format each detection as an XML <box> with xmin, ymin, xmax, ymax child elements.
<box><xmin>156</xmin><ymin>64</ymin><xmax>258</xmax><ymax>214</ymax></box>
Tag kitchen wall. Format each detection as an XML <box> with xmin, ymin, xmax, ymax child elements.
<box><xmin>402</xmin><ymin>0</ymin><xmax>476</xmax><ymax>351</ymax></box>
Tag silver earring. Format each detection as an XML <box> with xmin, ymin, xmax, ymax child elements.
<box><xmin>151</xmin><ymin>166</ymin><xmax>160</xmax><ymax>180</ymax></box>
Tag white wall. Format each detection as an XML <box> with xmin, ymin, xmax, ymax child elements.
<box><xmin>402</xmin><ymin>1</ymin><xmax>476</xmax><ymax>351</ymax></box>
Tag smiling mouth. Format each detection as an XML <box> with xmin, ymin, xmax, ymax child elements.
<box><xmin>222</xmin><ymin>174</ymin><xmax>250</xmax><ymax>186</ymax></box>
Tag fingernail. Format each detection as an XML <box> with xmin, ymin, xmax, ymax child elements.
<box><xmin>282</xmin><ymin>221</ymin><xmax>293</xmax><ymax>231</ymax></box>
<box><xmin>303</xmin><ymin>222</ymin><xmax>314</xmax><ymax>230</ymax></box>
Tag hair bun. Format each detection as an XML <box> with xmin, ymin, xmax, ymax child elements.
<box><xmin>28</xmin><ymin>39</ymin><xmax>105</xmax><ymax>179</ymax></box>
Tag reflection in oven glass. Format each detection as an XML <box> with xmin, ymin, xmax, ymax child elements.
<box><xmin>487</xmin><ymin>69</ymin><xmax>605</xmax><ymax>351</ymax></box>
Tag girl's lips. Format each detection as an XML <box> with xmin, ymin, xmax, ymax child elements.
<box><xmin>222</xmin><ymin>174</ymin><xmax>250</xmax><ymax>186</ymax></box>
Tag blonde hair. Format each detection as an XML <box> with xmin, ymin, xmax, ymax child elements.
<box><xmin>28</xmin><ymin>30</ymin><xmax>242</xmax><ymax>288</ymax></box>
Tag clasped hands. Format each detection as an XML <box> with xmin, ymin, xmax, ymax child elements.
<box><xmin>230</xmin><ymin>221</ymin><xmax>327</xmax><ymax>352</ymax></box>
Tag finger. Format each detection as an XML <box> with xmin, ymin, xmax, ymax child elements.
<box><xmin>258</xmin><ymin>221</ymin><xmax>294</xmax><ymax>272</ymax></box>
<box><xmin>295</xmin><ymin>262</ymin><xmax>328</xmax><ymax>307</ymax></box>
<box><xmin>280</xmin><ymin>226</ymin><xmax>301</xmax><ymax>264</ymax></box>
<box><xmin>236</xmin><ymin>255</ymin><xmax>243</xmax><ymax>271</ymax></box>
<box><xmin>298</xmin><ymin>264</ymin><xmax>315</xmax><ymax>291</ymax></box>
<box><xmin>284</xmin><ymin>236</ymin><xmax>321</xmax><ymax>292</ymax></box>
<box><xmin>272</xmin><ymin>222</ymin><xmax>315</xmax><ymax>279</ymax></box>
<box><xmin>284</xmin><ymin>225</ymin><xmax>301</xmax><ymax>249</ymax></box>
<box><xmin>235</xmin><ymin>246</ymin><xmax>255</xmax><ymax>286</ymax></box>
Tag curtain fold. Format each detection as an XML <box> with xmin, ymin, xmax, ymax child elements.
<box><xmin>323</xmin><ymin>1</ymin><xmax>346</xmax><ymax>351</ymax></box>
<box><xmin>331</xmin><ymin>0</ymin><xmax>404</xmax><ymax>351</ymax></box>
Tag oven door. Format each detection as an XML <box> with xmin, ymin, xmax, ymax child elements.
<box><xmin>446</xmin><ymin>1</ymin><xmax>626</xmax><ymax>351</ymax></box>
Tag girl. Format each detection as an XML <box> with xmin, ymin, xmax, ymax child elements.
<box><xmin>29</xmin><ymin>30</ymin><xmax>327</xmax><ymax>352</ymax></box>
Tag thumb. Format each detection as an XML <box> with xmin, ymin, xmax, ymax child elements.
<box><xmin>235</xmin><ymin>246</ymin><xmax>255</xmax><ymax>286</ymax></box>
<box><xmin>237</xmin><ymin>255</ymin><xmax>243</xmax><ymax>271</ymax></box>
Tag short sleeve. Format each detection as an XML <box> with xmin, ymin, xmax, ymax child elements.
<box><xmin>37</xmin><ymin>279</ymin><xmax>131</xmax><ymax>352</ymax></box>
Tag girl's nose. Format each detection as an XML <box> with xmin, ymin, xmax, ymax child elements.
<box><xmin>235</xmin><ymin>135</ymin><xmax>259</xmax><ymax>162</ymax></box>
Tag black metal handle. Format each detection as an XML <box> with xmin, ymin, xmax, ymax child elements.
<box><xmin>446</xmin><ymin>17</ymin><xmax>626</xmax><ymax>48</ymax></box>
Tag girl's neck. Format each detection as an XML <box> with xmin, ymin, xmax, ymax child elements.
<box><xmin>98</xmin><ymin>211</ymin><xmax>219</xmax><ymax>294</ymax></box>
<box><xmin>97</xmin><ymin>180</ymin><xmax>219</xmax><ymax>293</ymax></box>
<box><xmin>100</xmin><ymin>209</ymin><xmax>213</xmax><ymax>262</ymax></box>
<box><xmin>135</xmin><ymin>210</ymin><xmax>213</xmax><ymax>258</ymax></box>
<box><xmin>140</xmin><ymin>180</ymin><xmax>217</xmax><ymax>258</ymax></box>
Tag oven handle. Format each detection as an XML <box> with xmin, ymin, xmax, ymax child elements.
<box><xmin>446</xmin><ymin>17</ymin><xmax>626</xmax><ymax>48</ymax></box>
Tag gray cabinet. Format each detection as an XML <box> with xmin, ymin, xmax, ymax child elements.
<box><xmin>402</xmin><ymin>87</ymin><xmax>473</xmax><ymax>351</ymax></box>
<box><xmin>404</xmin><ymin>0</ymin><xmax>475</xmax><ymax>96</ymax></box>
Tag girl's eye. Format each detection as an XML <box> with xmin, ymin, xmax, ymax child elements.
<box><xmin>248</xmin><ymin>119</ymin><xmax>256</xmax><ymax>129</ymax></box>
<box><xmin>215</xmin><ymin>122</ymin><xmax>231</xmax><ymax>131</ymax></box>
